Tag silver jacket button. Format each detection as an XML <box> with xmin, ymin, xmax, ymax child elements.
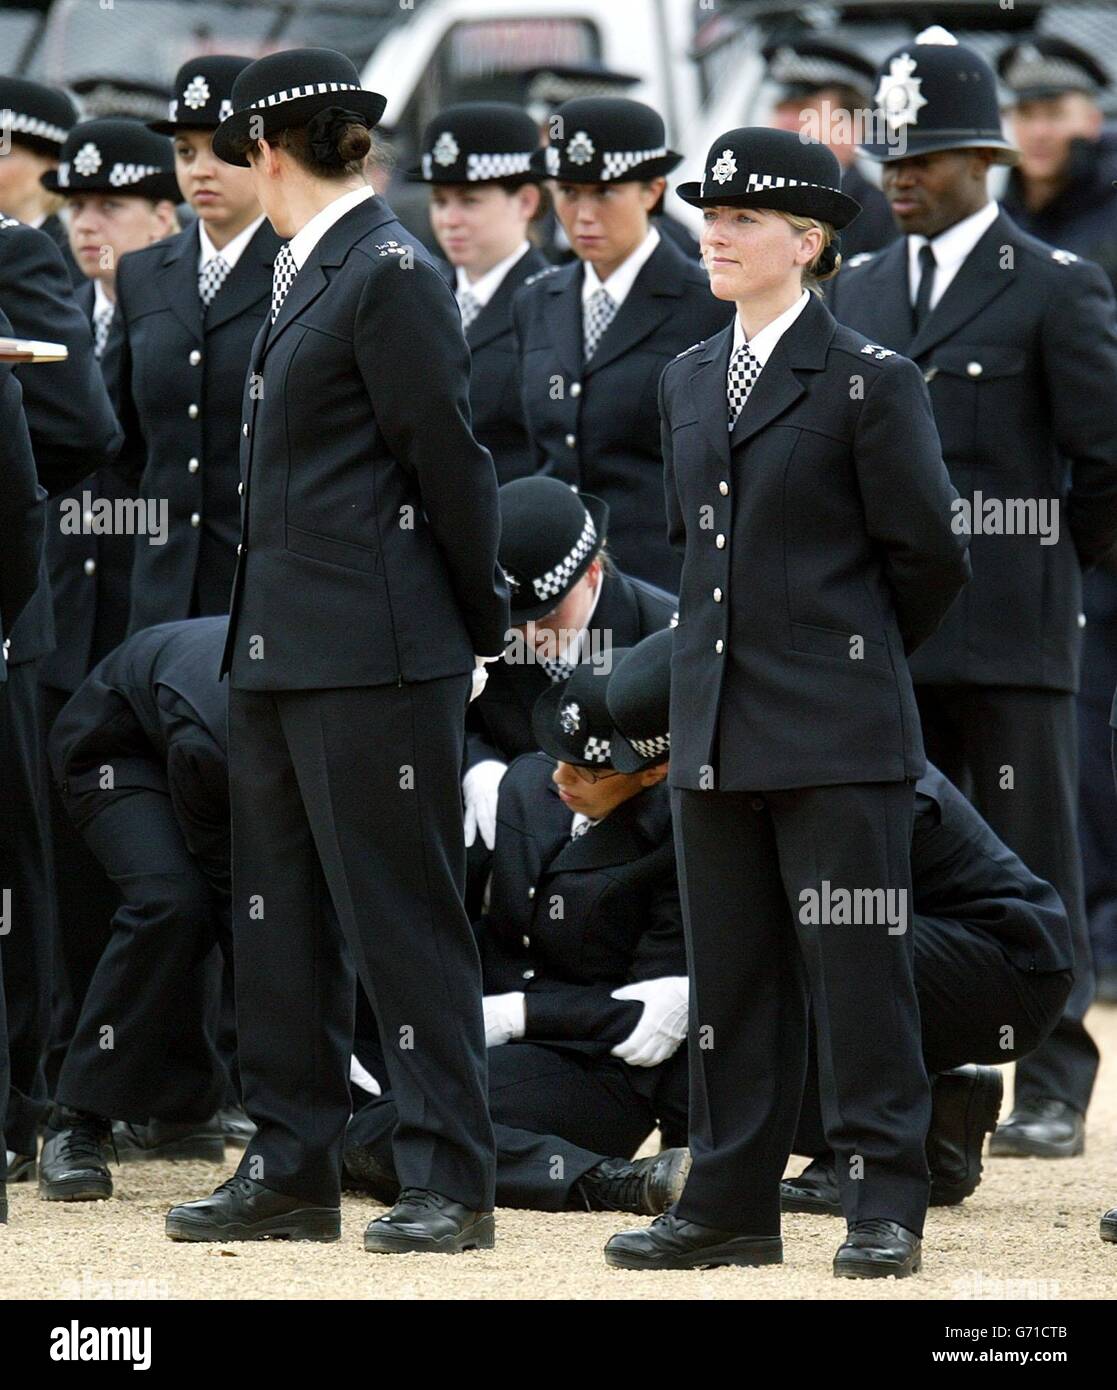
<box><xmin>715</xmin><ymin>534</ymin><xmax>726</xmax><ymax>549</ymax></box>
<box><xmin>713</xmin><ymin>587</ymin><xmax>723</xmax><ymax>602</ymax></box>
<box><xmin>719</xmin><ymin>480</ymin><xmax>729</xmax><ymax>495</ymax></box>
<box><xmin>190</xmin><ymin>512</ymin><xmax>201</xmax><ymax>527</ymax></box>
<box><xmin>83</xmin><ymin>558</ymin><xmax>96</xmax><ymax>576</ymax></box>
<box><xmin>570</xmin><ymin>382</ymin><xmax>582</xmax><ymax>397</ymax></box>
<box><xmin>188</xmin><ymin>403</ymin><xmax>199</xmax><ymax>418</ymax></box>
<box><xmin>189</xmin><ymin>349</ymin><xmax>201</xmax><ymax>366</ymax></box>
<box><xmin>715</xmin><ymin>639</ymin><xmax>724</xmax><ymax>654</ymax></box>
<box><xmin>187</xmin><ymin>458</ymin><xmax>199</xmax><ymax>473</ymax></box>
<box><xmin>966</xmin><ymin>361</ymin><xmax>983</xmax><ymax>377</ymax></box>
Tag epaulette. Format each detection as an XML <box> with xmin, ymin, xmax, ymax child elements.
<box><xmin>1050</xmin><ymin>248</ymin><xmax>1079</xmax><ymax>265</ymax></box>
<box><xmin>674</xmin><ymin>340</ymin><xmax>705</xmax><ymax>360</ymax></box>
<box><xmin>523</xmin><ymin>265</ymin><xmax>561</xmax><ymax>287</ymax></box>
<box><xmin>860</xmin><ymin>343</ymin><xmax>896</xmax><ymax>361</ymax></box>
<box><xmin>844</xmin><ymin>251</ymin><xmax>875</xmax><ymax>269</ymax></box>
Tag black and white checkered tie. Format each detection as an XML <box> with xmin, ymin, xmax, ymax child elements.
<box><xmin>92</xmin><ymin>303</ymin><xmax>113</xmax><ymax>360</ymax></box>
<box><xmin>270</xmin><ymin>243</ymin><xmax>298</xmax><ymax>324</ymax></box>
<box><xmin>727</xmin><ymin>341</ymin><xmax>762</xmax><ymax>429</ymax></box>
<box><xmin>583</xmin><ymin>287</ymin><xmax>617</xmax><ymax>361</ymax></box>
<box><xmin>198</xmin><ymin>254</ymin><xmax>231</xmax><ymax>309</ymax></box>
<box><xmin>458</xmin><ymin>289</ymin><xmax>481</xmax><ymax>331</ymax></box>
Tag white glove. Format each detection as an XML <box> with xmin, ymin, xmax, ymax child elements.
<box><xmin>610</xmin><ymin>976</ymin><xmax>689</xmax><ymax>1068</ymax></box>
<box><xmin>348</xmin><ymin>1054</ymin><xmax>382</xmax><ymax>1097</ymax></box>
<box><xmin>470</xmin><ymin>653</ymin><xmax>499</xmax><ymax>703</ymax></box>
<box><xmin>462</xmin><ymin>758</ymin><xmax>506</xmax><ymax>850</ymax></box>
<box><xmin>482</xmin><ymin>992</ymin><xmax>525</xmax><ymax>1047</ymax></box>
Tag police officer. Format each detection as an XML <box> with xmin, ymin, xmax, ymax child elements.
<box><xmin>605</xmin><ymin>127</ymin><xmax>969</xmax><ymax>1277</ymax></box>
<box><xmin>763</xmin><ymin>36</ymin><xmax>898</xmax><ymax>261</ymax></box>
<box><xmin>513</xmin><ymin>97</ymin><xmax>733</xmax><ymax>590</ymax></box>
<box><xmin>0</xmin><ymin>319</ymin><xmax>51</xmax><ymax>1223</ymax></box>
<box><xmin>464</xmin><ymin>476</ymin><xmax>676</xmax><ymax>861</ymax></box>
<box><xmin>783</xmin><ymin>763</ymin><xmax>1072</xmax><ymax>1215</ymax></box>
<box><xmin>346</xmin><ymin>633</ymin><xmax>690</xmax><ymax>1215</ymax></box>
<box><xmin>0</xmin><ymin>218</ymin><xmax>122</xmax><ymax>1183</ymax></box>
<box><xmin>105</xmin><ymin>58</ymin><xmax>281</xmax><ymax>635</ymax></box>
<box><xmin>829</xmin><ymin>29</ymin><xmax>1117</xmax><ymax>1159</ymax></box>
<box><xmin>37</xmin><ymin>119</ymin><xmax>179</xmax><ymax>1071</ymax></box>
<box><xmin>0</xmin><ymin>77</ymin><xmax>81</xmax><ymax>281</ymax></box>
<box><xmin>404</xmin><ymin>103</ymin><xmax>547</xmax><ymax>486</ymax></box>
<box><xmin>165</xmin><ymin>48</ymin><xmax>509</xmax><ymax>1254</ymax></box>
<box><xmin>39</xmin><ymin>617</ymin><xmax>233</xmax><ymax>1202</ymax></box>
<box><xmin>999</xmin><ymin>36</ymin><xmax>1117</xmax><ymax>1006</ymax></box>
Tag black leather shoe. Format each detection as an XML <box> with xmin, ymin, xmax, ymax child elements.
<box><xmin>572</xmin><ymin>1148</ymin><xmax>691</xmax><ymax>1215</ymax></box>
<box><xmin>38</xmin><ymin>1111</ymin><xmax>113</xmax><ymax>1201</ymax></box>
<box><xmin>781</xmin><ymin>1157</ymin><xmax>841</xmax><ymax>1215</ymax></box>
<box><xmin>834</xmin><ymin>1220</ymin><xmax>922</xmax><ymax>1279</ymax></box>
<box><xmin>1101</xmin><ymin>1207</ymin><xmax>1117</xmax><ymax>1243</ymax></box>
<box><xmin>928</xmin><ymin>1064</ymin><xmax>1003</xmax><ymax>1205</ymax></box>
<box><xmin>342</xmin><ymin>1145</ymin><xmax>400</xmax><ymax>1203</ymax></box>
<box><xmin>363</xmin><ymin>1189</ymin><xmax>495</xmax><ymax>1254</ymax></box>
<box><xmin>165</xmin><ymin>1175</ymin><xmax>340</xmax><ymax>1242</ymax></box>
<box><xmin>218</xmin><ymin>1106</ymin><xmax>255</xmax><ymax>1149</ymax></box>
<box><xmin>6</xmin><ymin>1149</ymin><xmax>35</xmax><ymax>1183</ymax></box>
<box><xmin>113</xmin><ymin>1115</ymin><xmax>225</xmax><ymax>1164</ymax></box>
<box><xmin>604</xmin><ymin>1211</ymin><xmax>782</xmax><ymax>1270</ymax></box>
<box><xmin>989</xmin><ymin>1100</ymin><xmax>1084</xmax><ymax>1158</ymax></box>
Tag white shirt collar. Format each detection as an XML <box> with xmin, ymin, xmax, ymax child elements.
<box><xmin>731</xmin><ymin>289</ymin><xmax>811</xmax><ymax>368</ymax></box>
<box><xmin>198</xmin><ymin>214</ymin><xmax>266</xmax><ymax>272</ymax></box>
<box><xmin>582</xmin><ymin>226</ymin><xmax>660</xmax><ymax>308</ymax></box>
<box><xmin>288</xmin><ymin>185</ymin><xmax>375</xmax><ymax>272</ymax></box>
<box><xmin>570</xmin><ymin>811</ymin><xmax>601</xmax><ymax>839</ymax></box>
<box><xmin>907</xmin><ymin>200</ymin><xmax>998</xmax><ymax>301</ymax></box>
<box><xmin>92</xmin><ymin>278</ymin><xmax>114</xmax><ymax>321</ymax></box>
<box><xmin>456</xmin><ymin>241</ymin><xmax>531</xmax><ymax>309</ymax></box>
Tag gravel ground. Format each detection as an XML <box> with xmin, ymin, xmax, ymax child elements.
<box><xmin>4</xmin><ymin>1006</ymin><xmax>1116</xmax><ymax>1301</ymax></box>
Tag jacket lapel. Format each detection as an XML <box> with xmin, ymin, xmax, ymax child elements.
<box><xmin>906</xmin><ymin>211</ymin><xmax>1019</xmax><ymax>360</ymax></box>
<box><xmin>203</xmin><ymin>221</ymin><xmax>278</xmax><ymax>333</ymax></box>
<box><xmin>157</xmin><ymin>224</ymin><xmax>205</xmax><ymax>340</ymax></box>
<box><xmin>543</xmin><ymin>262</ymin><xmax>586</xmax><ymax>383</ymax></box>
<box><xmin>583</xmin><ymin>238</ymin><xmax>685</xmax><ymax>377</ymax></box>
<box><xmin>729</xmin><ymin>293</ymin><xmax>834</xmax><ymax>449</ymax></box>
<box><xmin>545</xmin><ymin>781</ymin><xmax>669</xmax><ymax>874</ymax></box>
<box><xmin>466</xmin><ymin>247</ymin><xmax>546</xmax><ymax>352</ymax></box>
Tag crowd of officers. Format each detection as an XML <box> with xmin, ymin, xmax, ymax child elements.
<box><xmin>0</xmin><ymin>24</ymin><xmax>1116</xmax><ymax>1275</ymax></box>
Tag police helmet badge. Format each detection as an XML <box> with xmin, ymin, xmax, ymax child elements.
<box><xmin>875</xmin><ymin>52</ymin><xmax>928</xmax><ymax>131</ymax></box>
<box><xmin>560</xmin><ymin>701</ymin><xmax>581</xmax><ymax>734</ymax></box>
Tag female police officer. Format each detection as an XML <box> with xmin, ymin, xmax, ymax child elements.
<box><xmin>513</xmin><ymin>97</ymin><xmax>732</xmax><ymax>590</ymax></box>
<box><xmin>604</xmin><ymin>128</ymin><xmax>970</xmax><ymax>1278</ymax></box>
<box><xmin>164</xmin><ymin>49</ymin><xmax>509</xmax><ymax>1256</ymax></box>
<box><xmin>407</xmin><ymin>102</ymin><xmax>548</xmax><ymax>485</ymax></box>
<box><xmin>103</xmin><ymin>56</ymin><xmax>280</xmax><ymax>634</ymax></box>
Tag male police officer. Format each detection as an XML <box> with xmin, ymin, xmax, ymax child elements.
<box><xmin>829</xmin><ymin>28</ymin><xmax>1117</xmax><ymax>1159</ymax></box>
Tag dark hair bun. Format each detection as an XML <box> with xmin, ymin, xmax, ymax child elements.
<box><xmin>816</xmin><ymin>233</ymin><xmax>841</xmax><ymax>278</ymax></box>
<box><xmin>306</xmin><ymin>106</ymin><xmax>371</xmax><ymax>168</ymax></box>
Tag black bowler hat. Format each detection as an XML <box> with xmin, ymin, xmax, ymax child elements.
<box><xmin>676</xmin><ymin>127</ymin><xmax>861</xmax><ymax>228</ymax></box>
<box><xmin>531</xmin><ymin>97</ymin><xmax>681</xmax><ymax>184</ymax></box>
<box><xmin>149</xmin><ymin>56</ymin><xmax>254</xmax><ymax>135</ymax></box>
<box><xmin>499</xmin><ymin>478</ymin><xmax>609</xmax><ymax>623</ymax></box>
<box><xmin>532</xmin><ymin>657</ymin><xmax>629</xmax><ymax>769</ymax></box>
<box><xmin>606</xmin><ymin>629</ymin><xmax>672</xmax><ymax>773</ymax></box>
<box><xmin>42</xmin><ymin>118</ymin><xmax>181</xmax><ymax>202</ymax></box>
<box><xmin>406</xmin><ymin>103</ymin><xmax>542</xmax><ymax>185</ymax></box>
<box><xmin>763</xmin><ymin>37</ymin><xmax>876</xmax><ymax>103</ymax></box>
<box><xmin>859</xmin><ymin>26</ymin><xmax>1018</xmax><ymax>165</ymax></box>
<box><xmin>212</xmin><ymin>47</ymin><xmax>386</xmax><ymax>167</ymax></box>
<box><xmin>997</xmin><ymin>37</ymin><xmax>1109</xmax><ymax>103</ymax></box>
<box><xmin>0</xmin><ymin>77</ymin><xmax>77</xmax><ymax>157</ymax></box>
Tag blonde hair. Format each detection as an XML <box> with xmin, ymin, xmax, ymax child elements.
<box><xmin>774</xmin><ymin>211</ymin><xmax>839</xmax><ymax>295</ymax></box>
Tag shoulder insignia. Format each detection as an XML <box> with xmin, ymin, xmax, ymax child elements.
<box><xmin>845</xmin><ymin>251</ymin><xmax>876</xmax><ymax>269</ymax></box>
<box><xmin>1051</xmin><ymin>248</ymin><xmax>1079</xmax><ymax>265</ymax></box>
<box><xmin>860</xmin><ymin>342</ymin><xmax>896</xmax><ymax>361</ymax></box>
<box><xmin>0</xmin><ymin>217</ymin><xmax>21</xmax><ymax>230</ymax></box>
<box><xmin>523</xmin><ymin>265</ymin><xmax>561</xmax><ymax>288</ymax></box>
<box><xmin>669</xmin><ymin>611</ymin><xmax>680</xmax><ymax>628</ymax></box>
<box><xmin>674</xmin><ymin>340</ymin><xmax>705</xmax><ymax>360</ymax></box>
<box><xmin>375</xmin><ymin>240</ymin><xmax>408</xmax><ymax>257</ymax></box>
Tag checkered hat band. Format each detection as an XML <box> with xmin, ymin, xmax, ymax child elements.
<box><xmin>702</xmin><ymin>170</ymin><xmax>832</xmax><ymax>197</ymax></box>
<box><xmin>532</xmin><ymin>513</ymin><xmax>598</xmax><ymax>601</ymax></box>
<box><xmin>1006</xmin><ymin>56</ymin><xmax>1093</xmax><ymax>90</ymax></box>
<box><xmin>5</xmin><ymin>111</ymin><xmax>68</xmax><ymax>146</ymax></box>
<box><xmin>601</xmin><ymin>145</ymin><xmax>668</xmax><ymax>180</ymax></box>
<box><xmin>248</xmin><ymin>81</ymin><xmax>362</xmax><ymax>111</ymax></box>
<box><xmin>769</xmin><ymin>55</ymin><xmax>866</xmax><ymax>89</ymax></box>
<box><xmin>109</xmin><ymin>163</ymin><xmax>161</xmax><ymax>187</ymax></box>
<box><xmin>629</xmin><ymin>731</ymin><xmax>670</xmax><ymax>759</ymax></box>
<box><xmin>467</xmin><ymin>151</ymin><xmax>534</xmax><ymax>181</ymax></box>
<box><xmin>583</xmin><ymin>736</ymin><xmax>611</xmax><ymax>764</ymax></box>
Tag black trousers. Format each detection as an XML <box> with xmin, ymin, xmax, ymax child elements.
<box><xmin>916</xmin><ymin>685</ymin><xmax>1097</xmax><ymax>1114</ymax></box>
<box><xmin>39</xmin><ymin>681</ymin><xmax>118</xmax><ymax>1091</ymax></box>
<box><xmin>0</xmin><ymin>658</ymin><xmax>55</xmax><ymax>1154</ymax></box>
<box><xmin>348</xmin><ymin>1043</ymin><xmax>677</xmax><ymax>1210</ymax></box>
<box><xmin>0</xmin><ymin>681</ymin><xmax>10</xmax><ymax>1155</ymax></box>
<box><xmin>54</xmin><ymin>787</ymin><xmax>228</xmax><ymax>1124</ymax></box>
<box><xmin>672</xmin><ymin>781</ymin><xmax>930</xmax><ymax>1238</ymax></box>
<box><xmin>794</xmin><ymin>914</ymin><xmax>1074</xmax><ymax>1155</ymax></box>
<box><xmin>228</xmin><ymin>678</ymin><xmax>494</xmax><ymax>1210</ymax></box>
